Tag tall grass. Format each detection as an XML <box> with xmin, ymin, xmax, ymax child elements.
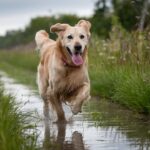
<box><xmin>0</xmin><ymin>84</ymin><xmax>38</xmax><ymax>150</ymax></box>
<box><xmin>89</xmin><ymin>26</ymin><xmax>150</xmax><ymax>114</ymax></box>
<box><xmin>0</xmin><ymin>50</ymin><xmax>38</xmax><ymax>88</ymax></box>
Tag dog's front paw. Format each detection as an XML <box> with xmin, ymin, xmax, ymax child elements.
<box><xmin>70</xmin><ymin>104</ymin><xmax>82</xmax><ymax>115</ymax></box>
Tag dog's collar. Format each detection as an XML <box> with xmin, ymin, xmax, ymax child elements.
<box><xmin>61</xmin><ymin>57</ymin><xmax>82</xmax><ymax>68</ymax></box>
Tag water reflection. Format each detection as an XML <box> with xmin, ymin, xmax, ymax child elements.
<box><xmin>85</xmin><ymin>99</ymin><xmax>150</xmax><ymax>150</ymax></box>
<box><xmin>43</xmin><ymin>120</ymin><xmax>87</xmax><ymax>150</ymax></box>
<box><xmin>41</xmin><ymin>99</ymin><xmax>150</xmax><ymax>150</ymax></box>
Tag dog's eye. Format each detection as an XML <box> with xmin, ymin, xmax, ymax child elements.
<box><xmin>67</xmin><ymin>35</ymin><xmax>73</xmax><ymax>39</ymax></box>
<box><xmin>80</xmin><ymin>34</ymin><xmax>85</xmax><ymax>39</ymax></box>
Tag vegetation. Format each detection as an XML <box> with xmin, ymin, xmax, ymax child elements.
<box><xmin>89</xmin><ymin>22</ymin><xmax>150</xmax><ymax>114</ymax></box>
<box><xmin>0</xmin><ymin>50</ymin><xmax>38</xmax><ymax>89</ymax></box>
<box><xmin>0</xmin><ymin>15</ymin><xmax>81</xmax><ymax>49</ymax></box>
<box><xmin>0</xmin><ymin>84</ymin><xmax>38</xmax><ymax>150</ymax></box>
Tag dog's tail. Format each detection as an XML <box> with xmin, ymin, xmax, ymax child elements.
<box><xmin>35</xmin><ymin>30</ymin><xmax>49</xmax><ymax>51</ymax></box>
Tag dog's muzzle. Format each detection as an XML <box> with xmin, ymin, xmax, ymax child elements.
<box><xmin>74</xmin><ymin>44</ymin><xmax>82</xmax><ymax>54</ymax></box>
<box><xmin>66</xmin><ymin>45</ymin><xmax>83</xmax><ymax>66</ymax></box>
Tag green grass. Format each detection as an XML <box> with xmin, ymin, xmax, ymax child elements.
<box><xmin>89</xmin><ymin>31</ymin><xmax>150</xmax><ymax>114</ymax></box>
<box><xmin>0</xmin><ymin>84</ymin><xmax>38</xmax><ymax>150</ymax></box>
<box><xmin>90</xmin><ymin>64</ymin><xmax>150</xmax><ymax>114</ymax></box>
<box><xmin>0</xmin><ymin>50</ymin><xmax>38</xmax><ymax>89</ymax></box>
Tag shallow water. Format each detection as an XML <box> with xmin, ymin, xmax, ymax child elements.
<box><xmin>0</xmin><ymin>71</ymin><xmax>150</xmax><ymax>150</ymax></box>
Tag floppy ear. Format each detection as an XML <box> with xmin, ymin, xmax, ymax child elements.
<box><xmin>50</xmin><ymin>23</ymin><xmax>70</xmax><ymax>36</ymax></box>
<box><xmin>77</xmin><ymin>20</ymin><xmax>91</xmax><ymax>37</ymax></box>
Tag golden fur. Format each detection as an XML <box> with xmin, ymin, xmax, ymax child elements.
<box><xmin>35</xmin><ymin>20</ymin><xmax>91</xmax><ymax>122</ymax></box>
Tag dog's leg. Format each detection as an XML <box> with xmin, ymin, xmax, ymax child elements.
<box><xmin>51</xmin><ymin>98</ymin><xmax>66</xmax><ymax>122</ymax></box>
<box><xmin>43</xmin><ymin>98</ymin><xmax>50</xmax><ymax>122</ymax></box>
<box><xmin>37</xmin><ymin>67</ymin><xmax>50</xmax><ymax>121</ymax></box>
<box><xmin>55</xmin><ymin>100</ymin><xmax>66</xmax><ymax>122</ymax></box>
<box><xmin>69</xmin><ymin>82</ymin><xmax>91</xmax><ymax>115</ymax></box>
<box><xmin>47</xmin><ymin>87</ymin><xmax>66</xmax><ymax>122</ymax></box>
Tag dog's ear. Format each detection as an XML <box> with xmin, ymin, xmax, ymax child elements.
<box><xmin>50</xmin><ymin>23</ymin><xmax>70</xmax><ymax>36</ymax></box>
<box><xmin>77</xmin><ymin>20</ymin><xmax>91</xmax><ymax>37</ymax></box>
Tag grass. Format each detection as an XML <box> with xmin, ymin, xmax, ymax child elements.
<box><xmin>89</xmin><ymin>29</ymin><xmax>150</xmax><ymax>114</ymax></box>
<box><xmin>0</xmin><ymin>26</ymin><xmax>150</xmax><ymax>114</ymax></box>
<box><xmin>90</xmin><ymin>64</ymin><xmax>150</xmax><ymax>114</ymax></box>
<box><xmin>0</xmin><ymin>50</ymin><xmax>38</xmax><ymax>89</ymax></box>
<box><xmin>0</xmin><ymin>84</ymin><xmax>38</xmax><ymax>150</ymax></box>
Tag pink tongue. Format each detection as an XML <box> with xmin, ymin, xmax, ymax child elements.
<box><xmin>72</xmin><ymin>54</ymin><xmax>83</xmax><ymax>66</ymax></box>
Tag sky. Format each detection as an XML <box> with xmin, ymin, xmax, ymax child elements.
<box><xmin>0</xmin><ymin>0</ymin><xmax>96</xmax><ymax>36</ymax></box>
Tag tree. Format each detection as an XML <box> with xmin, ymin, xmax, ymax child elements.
<box><xmin>138</xmin><ymin>0</ymin><xmax>150</xmax><ymax>31</ymax></box>
<box><xmin>112</xmin><ymin>0</ymin><xmax>150</xmax><ymax>31</ymax></box>
<box><xmin>91</xmin><ymin>0</ymin><xmax>112</xmax><ymax>37</ymax></box>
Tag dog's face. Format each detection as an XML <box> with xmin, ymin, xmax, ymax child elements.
<box><xmin>50</xmin><ymin>20</ymin><xmax>91</xmax><ymax>66</ymax></box>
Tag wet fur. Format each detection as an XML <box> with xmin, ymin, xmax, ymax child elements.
<box><xmin>35</xmin><ymin>20</ymin><xmax>91</xmax><ymax>122</ymax></box>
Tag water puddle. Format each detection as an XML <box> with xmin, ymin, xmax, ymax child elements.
<box><xmin>0</xmin><ymin>71</ymin><xmax>150</xmax><ymax>150</ymax></box>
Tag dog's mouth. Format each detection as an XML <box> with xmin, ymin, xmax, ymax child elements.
<box><xmin>66</xmin><ymin>47</ymin><xmax>83</xmax><ymax>66</ymax></box>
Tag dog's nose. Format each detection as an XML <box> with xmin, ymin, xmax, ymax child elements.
<box><xmin>74</xmin><ymin>45</ymin><xmax>82</xmax><ymax>52</ymax></box>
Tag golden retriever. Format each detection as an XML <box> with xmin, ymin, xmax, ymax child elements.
<box><xmin>35</xmin><ymin>20</ymin><xmax>91</xmax><ymax>122</ymax></box>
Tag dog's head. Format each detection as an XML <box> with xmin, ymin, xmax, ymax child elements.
<box><xmin>50</xmin><ymin>20</ymin><xmax>91</xmax><ymax>66</ymax></box>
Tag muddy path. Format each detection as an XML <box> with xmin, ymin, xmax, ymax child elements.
<box><xmin>0</xmin><ymin>71</ymin><xmax>150</xmax><ymax>150</ymax></box>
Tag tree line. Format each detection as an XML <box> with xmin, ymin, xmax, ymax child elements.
<box><xmin>0</xmin><ymin>0</ymin><xmax>150</xmax><ymax>49</ymax></box>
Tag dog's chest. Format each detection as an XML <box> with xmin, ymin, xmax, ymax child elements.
<box><xmin>52</xmin><ymin>67</ymin><xmax>86</xmax><ymax>93</ymax></box>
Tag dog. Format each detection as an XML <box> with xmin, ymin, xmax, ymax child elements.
<box><xmin>35</xmin><ymin>20</ymin><xmax>91</xmax><ymax>122</ymax></box>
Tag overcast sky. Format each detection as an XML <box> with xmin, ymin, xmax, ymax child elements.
<box><xmin>0</xmin><ymin>0</ymin><xmax>96</xmax><ymax>36</ymax></box>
